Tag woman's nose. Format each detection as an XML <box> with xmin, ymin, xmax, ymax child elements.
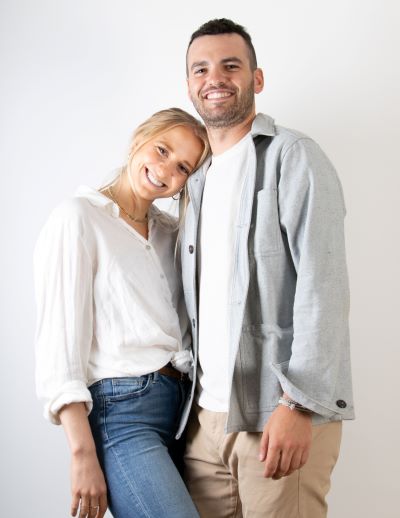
<box><xmin>157</xmin><ymin>162</ymin><xmax>174</xmax><ymax>179</ymax></box>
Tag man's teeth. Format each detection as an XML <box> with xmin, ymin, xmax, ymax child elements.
<box><xmin>206</xmin><ymin>91</ymin><xmax>232</xmax><ymax>99</ymax></box>
<box><xmin>146</xmin><ymin>170</ymin><xmax>164</xmax><ymax>187</ymax></box>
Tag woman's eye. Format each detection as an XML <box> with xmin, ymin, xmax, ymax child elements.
<box><xmin>179</xmin><ymin>165</ymin><xmax>190</xmax><ymax>175</ymax></box>
<box><xmin>157</xmin><ymin>146</ymin><xmax>167</xmax><ymax>156</ymax></box>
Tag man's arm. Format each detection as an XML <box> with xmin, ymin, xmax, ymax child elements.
<box><xmin>259</xmin><ymin>136</ymin><xmax>350</xmax><ymax>478</ymax></box>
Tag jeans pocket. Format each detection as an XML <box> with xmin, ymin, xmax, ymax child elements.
<box><xmin>105</xmin><ymin>375</ymin><xmax>153</xmax><ymax>402</ymax></box>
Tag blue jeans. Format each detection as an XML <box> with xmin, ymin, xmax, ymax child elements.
<box><xmin>88</xmin><ymin>372</ymin><xmax>199</xmax><ymax>518</ymax></box>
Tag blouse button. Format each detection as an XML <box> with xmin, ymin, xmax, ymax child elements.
<box><xmin>146</xmin><ymin>245</ymin><xmax>151</xmax><ymax>250</ymax></box>
<box><xmin>189</xmin><ymin>245</ymin><xmax>194</xmax><ymax>254</ymax></box>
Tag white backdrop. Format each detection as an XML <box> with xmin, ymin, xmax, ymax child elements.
<box><xmin>1</xmin><ymin>1</ymin><xmax>399</xmax><ymax>517</ymax></box>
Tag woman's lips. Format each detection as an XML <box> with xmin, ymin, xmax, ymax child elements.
<box><xmin>145</xmin><ymin>168</ymin><xmax>165</xmax><ymax>188</ymax></box>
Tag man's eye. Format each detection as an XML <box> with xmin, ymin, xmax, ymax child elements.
<box><xmin>194</xmin><ymin>68</ymin><xmax>206</xmax><ymax>75</ymax></box>
<box><xmin>226</xmin><ymin>64</ymin><xmax>239</xmax><ymax>70</ymax></box>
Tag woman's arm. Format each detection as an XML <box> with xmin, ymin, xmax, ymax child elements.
<box><xmin>59</xmin><ymin>403</ymin><xmax>108</xmax><ymax>518</ymax></box>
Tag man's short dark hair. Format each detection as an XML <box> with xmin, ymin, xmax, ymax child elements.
<box><xmin>187</xmin><ymin>18</ymin><xmax>258</xmax><ymax>71</ymax></box>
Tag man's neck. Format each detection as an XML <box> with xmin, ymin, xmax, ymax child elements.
<box><xmin>207</xmin><ymin>113</ymin><xmax>255</xmax><ymax>156</ymax></box>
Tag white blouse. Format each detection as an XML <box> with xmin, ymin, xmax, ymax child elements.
<box><xmin>34</xmin><ymin>185</ymin><xmax>191</xmax><ymax>424</ymax></box>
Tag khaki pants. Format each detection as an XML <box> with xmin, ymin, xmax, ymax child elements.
<box><xmin>184</xmin><ymin>404</ymin><xmax>342</xmax><ymax>518</ymax></box>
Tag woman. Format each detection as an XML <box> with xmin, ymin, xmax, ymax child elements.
<box><xmin>34</xmin><ymin>108</ymin><xmax>209</xmax><ymax>518</ymax></box>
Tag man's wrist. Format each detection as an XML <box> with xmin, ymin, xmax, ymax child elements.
<box><xmin>278</xmin><ymin>396</ymin><xmax>312</xmax><ymax>414</ymax></box>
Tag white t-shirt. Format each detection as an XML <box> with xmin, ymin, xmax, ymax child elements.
<box><xmin>197</xmin><ymin>132</ymin><xmax>253</xmax><ymax>411</ymax></box>
<box><xmin>34</xmin><ymin>186</ymin><xmax>191</xmax><ymax>424</ymax></box>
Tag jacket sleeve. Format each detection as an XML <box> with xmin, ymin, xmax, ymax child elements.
<box><xmin>34</xmin><ymin>204</ymin><xmax>94</xmax><ymax>424</ymax></box>
<box><xmin>271</xmin><ymin>137</ymin><xmax>353</xmax><ymax>418</ymax></box>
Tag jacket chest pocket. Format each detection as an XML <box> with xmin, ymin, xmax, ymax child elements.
<box><xmin>252</xmin><ymin>188</ymin><xmax>282</xmax><ymax>256</ymax></box>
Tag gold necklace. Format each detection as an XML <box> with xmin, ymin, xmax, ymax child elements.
<box><xmin>107</xmin><ymin>186</ymin><xmax>148</xmax><ymax>224</ymax></box>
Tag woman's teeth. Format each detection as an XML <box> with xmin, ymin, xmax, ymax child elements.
<box><xmin>146</xmin><ymin>169</ymin><xmax>164</xmax><ymax>187</ymax></box>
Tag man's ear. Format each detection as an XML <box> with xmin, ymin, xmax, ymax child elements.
<box><xmin>254</xmin><ymin>68</ymin><xmax>264</xmax><ymax>94</ymax></box>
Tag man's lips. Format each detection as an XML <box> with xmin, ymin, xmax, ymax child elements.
<box><xmin>202</xmin><ymin>89</ymin><xmax>235</xmax><ymax>100</ymax></box>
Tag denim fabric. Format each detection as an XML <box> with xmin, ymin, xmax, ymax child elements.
<box><xmin>88</xmin><ymin>374</ymin><xmax>199</xmax><ymax>518</ymax></box>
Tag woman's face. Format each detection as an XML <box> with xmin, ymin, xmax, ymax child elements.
<box><xmin>128</xmin><ymin>125</ymin><xmax>204</xmax><ymax>201</ymax></box>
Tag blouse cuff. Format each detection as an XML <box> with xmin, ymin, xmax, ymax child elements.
<box><xmin>45</xmin><ymin>380</ymin><xmax>93</xmax><ymax>425</ymax></box>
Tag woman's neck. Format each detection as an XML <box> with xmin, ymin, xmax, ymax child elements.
<box><xmin>111</xmin><ymin>170</ymin><xmax>151</xmax><ymax>222</ymax></box>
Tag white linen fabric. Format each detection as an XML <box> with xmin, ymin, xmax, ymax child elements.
<box><xmin>34</xmin><ymin>185</ymin><xmax>191</xmax><ymax>424</ymax></box>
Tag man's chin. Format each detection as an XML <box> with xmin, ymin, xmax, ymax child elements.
<box><xmin>202</xmin><ymin>110</ymin><xmax>249</xmax><ymax>129</ymax></box>
<box><xmin>198</xmin><ymin>107</ymin><xmax>235</xmax><ymax>127</ymax></box>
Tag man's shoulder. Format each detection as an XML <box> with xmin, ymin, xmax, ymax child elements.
<box><xmin>274</xmin><ymin>124</ymin><xmax>310</xmax><ymax>143</ymax></box>
<box><xmin>255</xmin><ymin>112</ymin><xmax>316</xmax><ymax>151</ymax></box>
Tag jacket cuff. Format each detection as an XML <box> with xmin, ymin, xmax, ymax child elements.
<box><xmin>270</xmin><ymin>362</ymin><xmax>349</xmax><ymax>418</ymax></box>
<box><xmin>44</xmin><ymin>380</ymin><xmax>93</xmax><ymax>425</ymax></box>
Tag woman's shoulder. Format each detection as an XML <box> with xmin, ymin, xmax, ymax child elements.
<box><xmin>46</xmin><ymin>196</ymin><xmax>94</xmax><ymax>228</ymax></box>
<box><xmin>37</xmin><ymin>196</ymin><xmax>99</xmax><ymax>246</ymax></box>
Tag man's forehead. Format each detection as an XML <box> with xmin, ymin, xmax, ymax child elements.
<box><xmin>187</xmin><ymin>33</ymin><xmax>249</xmax><ymax>63</ymax></box>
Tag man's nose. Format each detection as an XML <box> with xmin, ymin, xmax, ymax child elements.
<box><xmin>207</xmin><ymin>67</ymin><xmax>227</xmax><ymax>87</ymax></box>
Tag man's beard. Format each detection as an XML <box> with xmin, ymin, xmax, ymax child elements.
<box><xmin>191</xmin><ymin>80</ymin><xmax>255</xmax><ymax>129</ymax></box>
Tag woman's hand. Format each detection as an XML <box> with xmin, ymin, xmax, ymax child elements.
<box><xmin>70</xmin><ymin>449</ymin><xmax>108</xmax><ymax>518</ymax></box>
<box><xmin>58</xmin><ymin>403</ymin><xmax>108</xmax><ymax>518</ymax></box>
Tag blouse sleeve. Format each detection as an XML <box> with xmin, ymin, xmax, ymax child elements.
<box><xmin>34</xmin><ymin>202</ymin><xmax>94</xmax><ymax>424</ymax></box>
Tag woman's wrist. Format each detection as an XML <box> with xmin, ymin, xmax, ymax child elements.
<box><xmin>71</xmin><ymin>443</ymin><xmax>97</xmax><ymax>458</ymax></box>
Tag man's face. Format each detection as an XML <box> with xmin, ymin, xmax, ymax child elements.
<box><xmin>186</xmin><ymin>33</ymin><xmax>263</xmax><ymax>128</ymax></box>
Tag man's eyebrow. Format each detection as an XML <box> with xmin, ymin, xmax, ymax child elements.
<box><xmin>190</xmin><ymin>60</ymin><xmax>208</xmax><ymax>71</ymax></box>
<box><xmin>190</xmin><ymin>57</ymin><xmax>243</xmax><ymax>71</ymax></box>
<box><xmin>221</xmin><ymin>57</ymin><xmax>243</xmax><ymax>64</ymax></box>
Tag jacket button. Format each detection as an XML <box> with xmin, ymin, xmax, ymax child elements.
<box><xmin>192</xmin><ymin>318</ymin><xmax>196</xmax><ymax>328</ymax></box>
<box><xmin>336</xmin><ymin>400</ymin><xmax>347</xmax><ymax>409</ymax></box>
<box><xmin>189</xmin><ymin>245</ymin><xmax>194</xmax><ymax>254</ymax></box>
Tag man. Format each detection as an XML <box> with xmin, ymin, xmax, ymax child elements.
<box><xmin>180</xmin><ymin>18</ymin><xmax>354</xmax><ymax>518</ymax></box>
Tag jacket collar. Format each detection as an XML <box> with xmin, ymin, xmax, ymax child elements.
<box><xmin>250</xmin><ymin>113</ymin><xmax>276</xmax><ymax>138</ymax></box>
<box><xmin>189</xmin><ymin>113</ymin><xmax>276</xmax><ymax>193</ymax></box>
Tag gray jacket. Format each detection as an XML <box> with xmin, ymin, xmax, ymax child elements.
<box><xmin>177</xmin><ymin>113</ymin><xmax>354</xmax><ymax>437</ymax></box>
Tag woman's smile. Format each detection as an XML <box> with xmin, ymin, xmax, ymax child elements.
<box><xmin>145</xmin><ymin>167</ymin><xmax>166</xmax><ymax>188</ymax></box>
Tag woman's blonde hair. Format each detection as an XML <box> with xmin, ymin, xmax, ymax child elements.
<box><xmin>128</xmin><ymin>107</ymin><xmax>209</xmax><ymax>169</ymax></box>
<box><xmin>100</xmin><ymin>108</ymin><xmax>209</xmax><ymax>259</ymax></box>
<box><xmin>102</xmin><ymin>108</ymin><xmax>210</xmax><ymax>204</ymax></box>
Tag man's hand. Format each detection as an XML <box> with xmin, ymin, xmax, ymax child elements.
<box><xmin>259</xmin><ymin>404</ymin><xmax>312</xmax><ymax>479</ymax></box>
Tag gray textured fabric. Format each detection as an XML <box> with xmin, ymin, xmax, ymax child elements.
<box><xmin>176</xmin><ymin>113</ymin><xmax>354</xmax><ymax>437</ymax></box>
